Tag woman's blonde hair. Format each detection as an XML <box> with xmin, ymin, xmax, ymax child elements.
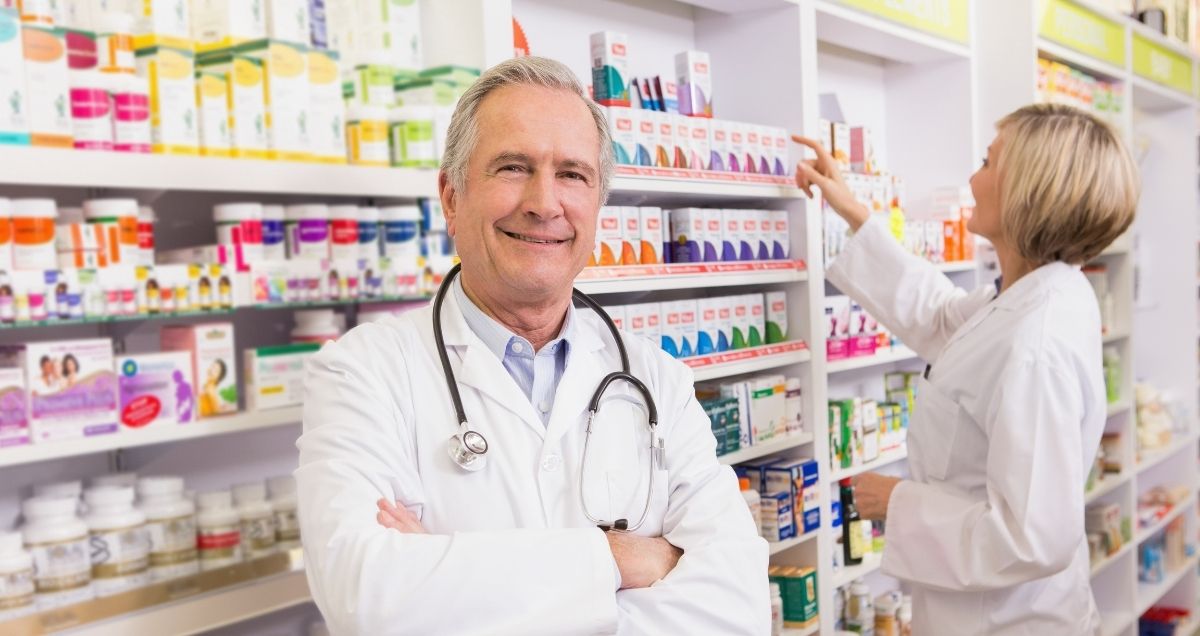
<box><xmin>996</xmin><ymin>103</ymin><xmax>1139</xmax><ymax>265</ymax></box>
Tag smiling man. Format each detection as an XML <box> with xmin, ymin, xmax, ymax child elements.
<box><xmin>295</xmin><ymin>56</ymin><xmax>768</xmax><ymax>635</ymax></box>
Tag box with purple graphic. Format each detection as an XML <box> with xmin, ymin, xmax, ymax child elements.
<box><xmin>19</xmin><ymin>338</ymin><xmax>117</xmax><ymax>442</ymax></box>
<box><xmin>116</xmin><ymin>352</ymin><xmax>196</xmax><ymax>429</ymax></box>
<box><xmin>0</xmin><ymin>350</ymin><xmax>30</xmax><ymax>449</ymax></box>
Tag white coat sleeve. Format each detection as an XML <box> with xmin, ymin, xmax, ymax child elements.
<box><xmin>295</xmin><ymin>333</ymin><xmax>620</xmax><ymax>635</ymax></box>
<box><xmin>615</xmin><ymin>362</ymin><xmax>770</xmax><ymax>634</ymax></box>
<box><xmin>825</xmin><ymin>216</ymin><xmax>994</xmax><ymax>361</ymax></box>
<box><xmin>880</xmin><ymin>358</ymin><xmax>1086</xmax><ymax>592</ymax></box>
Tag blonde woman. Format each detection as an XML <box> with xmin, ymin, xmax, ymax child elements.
<box><xmin>797</xmin><ymin>103</ymin><xmax>1138</xmax><ymax>634</ymax></box>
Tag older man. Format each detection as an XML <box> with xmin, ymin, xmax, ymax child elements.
<box><xmin>296</xmin><ymin>56</ymin><xmax>768</xmax><ymax>634</ymax></box>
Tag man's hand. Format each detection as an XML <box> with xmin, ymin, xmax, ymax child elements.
<box><xmin>376</xmin><ymin>499</ymin><xmax>428</xmax><ymax>534</ymax></box>
<box><xmin>607</xmin><ymin>532</ymin><xmax>683</xmax><ymax>589</ymax></box>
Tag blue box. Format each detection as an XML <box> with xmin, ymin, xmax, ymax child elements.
<box><xmin>761</xmin><ymin>491</ymin><xmax>795</xmax><ymax>542</ymax></box>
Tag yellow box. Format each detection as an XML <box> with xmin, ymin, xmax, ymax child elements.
<box><xmin>196</xmin><ymin>70</ymin><xmax>231</xmax><ymax>157</ymax></box>
<box><xmin>237</xmin><ymin>39</ymin><xmax>310</xmax><ymax>162</ymax></box>
<box><xmin>136</xmin><ymin>44</ymin><xmax>198</xmax><ymax>155</ymax></box>
<box><xmin>197</xmin><ymin>49</ymin><xmax>269</xmax><ymax>159</ymax></box>
<box><xmin>307</xmin><ymin>48</ymin><xmax>346</xmax><ymax>164</ymax></box>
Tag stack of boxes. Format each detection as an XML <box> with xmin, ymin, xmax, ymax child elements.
<box><xmin>602</xmin><ymin>292</ymin><xmax>789</xmax><ymax>360</ymax></box>
<box><xmin>823</xmin><ymin>295</ymin><xmax>895</xmax><ymax>361</ymax></box>
<box><xmin>828</xmin><ymin>371</ymin><xmax>916</xmax><ymax>471</ymax></box>
<box><xmin>587</xmin><ymin>206</ymin><xmax>790</xmax><ymax>268</ymax></box>
<box><xmin>698</xmin><ymin>373</ymin><xmax>803</xmax><ymax>456</ymax></box>
<box><xmin>738</xmin><ymin>457</ymin><xmax>820</xmax><ymax>542</ymax></box>
<box><xmin>769</xmin><ymin>566</ymin><xmax>820</xmax><ymax>631</ymax></box>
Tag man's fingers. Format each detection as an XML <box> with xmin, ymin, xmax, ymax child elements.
<box><xmin>376</xmin><ymin>498</ymin><xmax>427</xmax><ymax>533</ymax></box>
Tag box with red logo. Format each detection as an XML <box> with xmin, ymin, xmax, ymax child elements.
<box><xmin>676</xmin><ymin>50</ymin><xmax>712</xmax><ymax>118</ymax></box>
<box><xmin>116</xmin><ymin>352</ymin><xmax>196</xmax><ymax>429</ymax></box>
<box><xmin>590</xmin><ymin>206</ymin><xmax>623</xmax><ymax>267</ymax></box>
<box><xmin>660</xmin><ymin>299</ymin><xmax>698</xmax><ymax>358</ymax></box>
<box><xmin>590</xmin><ymin>31</ymin><xmax>629</xmax><ymax>107</ymax></box>
<box><xmin>769</xmin><ymin>210</ymin><xmax>790</xmax><ymax>260</ymax></box>
<box><xmin>639</xmin><ymin>206</ymin><xmax>663</xmax><ymax>264</ymax></box>
<box><xmin>606</xmin><ymin>106</ymin><xmax>637</xmax><ymax>165</ymax></box>
<box><xmin>620</xmin><ymin>206</ymin><xmax>641</xmax><ymax>265</ymax></box>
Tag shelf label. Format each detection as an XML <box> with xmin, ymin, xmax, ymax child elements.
<box><xmin>577</xmin><ymin>261</ymin><xmax>806</xmax><ymax>280</ymax></box>
<box><xmin>1038</xmin><ymin>0</ymin><xmax>1126</xmax><ymax>68</ymax></box>
<box><xmin>614</xmin><ymin>164</ymin><xmax>792</xmax><ymax>186</ymax></box>
<box><xmin>1132</xmin><ymin>33</ymin><xmax>1194</xmax><ymax>95</ymax></box>
<box><xmin>683</xmin><ymin>340</ymin><xmax>809</xmax><ymax>369</ymax></box>
<box><xmin>834</xmin><ymin>0</ymin><xmax>970</xmax><ymax>45</ymax></box>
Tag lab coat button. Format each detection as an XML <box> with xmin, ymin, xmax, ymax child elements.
<box><xmin>541</xmin><ymin>454</ymin><xmax>561</xmax><ymax>472</ymax></box>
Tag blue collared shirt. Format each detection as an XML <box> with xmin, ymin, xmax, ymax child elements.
<box><xmin>453</xmin><ymin>278</ymin><xmax>573</xmax><ymax>427</ymax></box>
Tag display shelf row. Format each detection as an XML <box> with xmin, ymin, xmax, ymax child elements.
<box><xmin>769</xmin><ymin>529</ymin><xmax>819</xmax><ymax>556</ymax></box>
<box><xmin>1136</xmin><ymin>554</ymin><xmax>1200</xmax><ymax>616</ymax></box>
<box><xmin>1136</xmin><ymin>497</ymin><xmax>1195</xmax><ymax>546</ymax></box>
<box><xmin>830</xmin><ymin>446</ymin><xmax>908</xmax><ymax>483</ymax></box>
<box><xmin>826</xmin><ymin>346</ymin><xmax>919</xmax><ymax>374</ymax></box>
<box><xmin>1107</xmin><ymin>399</ymin><xmax>1133</xmax><ymax>418</ymax></box>
<box><xmin>1137</xmin><ymin>431</ymin><xmax>1200</xmax><ymax>475</ymax></box>
<box><xmin>1091</xmin><ymin>541</ymin><xmax>1134</xmax><ymax>578</ymax></box>
<box><xmin>719</xmin><ymin>432</ymin><xmax>815</xmax><ymax>466</ymax></box>
<box><xmin>575</xmin><ymin>261</ymin><xmax>808</xmax><ymax>295</ymax></box>
<box><xmin>832</xmin><ymin>551</ymin><xmax>884</xmax><ymax>589</ymax></box>
<box><xmin>1086</xmin><ymin>471</ymin><xmax>1132</xmax><ymax>505</ymax></box>
<box><xmin>688</xmin><ymin>341</ymin><xmax>811</xmax><ymax>381</ymax></box>
<box><xmin>812</xmin><ymin>0</ymin><xmax>971</xmax><ymax>64</ymax></box>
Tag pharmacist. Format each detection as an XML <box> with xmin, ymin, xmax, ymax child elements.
<box><xmin>295</xmin><ymin>56</ymin><xmax>768</xmax><ymax>635</ymax></box>
<box><xmin>797</xmin><ymin>104</ymin><xmax>1138</xmax><ymax>635</ymax></box>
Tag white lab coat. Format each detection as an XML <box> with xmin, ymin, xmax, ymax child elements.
<box><xmin>295</xmin><ymin>288</ymin><xmax>769</xmax><ymax>635</ymax></box>
<box><xmin>827</xmin><ymin>218</ymin><xmax>1104</xmax><ymax>636</ymax></box>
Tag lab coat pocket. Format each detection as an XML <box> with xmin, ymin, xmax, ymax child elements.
<box><xmin>606</xmin><ymin>468</ymin><xmax>669</xmax><ymax>536</ymax></box>
<box><xmin>911</xmin><ymin>377</ymin><xmax>962</xmax><ymax>482</ymax></box>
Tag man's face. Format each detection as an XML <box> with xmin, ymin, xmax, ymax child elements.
<box><xmin>441</xmin><ymin>84</ymin><xmax>603</xmax><ymax>303</ymax></box>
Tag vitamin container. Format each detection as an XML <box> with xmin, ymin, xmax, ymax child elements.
<box><xmin>357</xmin><ymin>206</ymin><xmax>380</xmax><ymax>260</ymax></box>
<box><xmin>56</xmin><ymin>222</ymin><xmax>108</xmax><ymax>270</ymax></box>
<box><xmin>137</xmin><ymin>476</ymin><xmax>199</xmax><ymax>582</ymax></box>
<box><xmin>12</xmin><ymin>199</ymin><xmax>58</xmax><ymax>271</ymax></box>
<box><xmin>214</xmin><ymin>202</ymin><xmax>265</xmax><ymax>266</ymax></box>
<box><xmin>196</xmin><ymin>490</ymin><xmax>242</xmax><ymax>571</ymax></box>
<box><xmin>346</xmin><ymin>104</ymin><xmax>389</xmax><ymax>167</ymax></box>
<box><xmin>34</xmin><ymin>480</ymin><xmax>82</xmax><ymax>500</ymax></box>
<box><xmin>267</xmin><ymin>475</ymin><xmax>300</xmax><ymax>548</ymax></box>
<box><xmin>379</xmin><ymin>205</ymin><xmax>420</xmax><ymax>260</ymax></box>
<box><xmin>105</xmin><ymin>72</ymin><xmax>151</xmax><ymax>153</ymax></box>
<box><xmin>69</xmin><ymin>70</ymin><xmax>114</xmax><ymax>151</ymax></box>
<box><xmin>389</xmin><ymin>104</ymin><xmax>435</xmax><ymax>168</ymax></box>
<box><xmin>83</xmin><ymin>198</ymin><xmax>138</xmax><ymax>265</ymax></box>
<box><xmin>21</xmin><ymin>496</ymin><xmax>95</xmax><ymax>609</ymax></box>
<box><xmin>262</xmin><ymin>204</ymin><xmax>286</xmax><ymax>262</ymax></box>
<box><xmin>83</xmin><ymin>486</ymin><xmax>150</xmax><ymax>597</ymax></box>
<box><xmin>232</xmin><ymin>482</ymin><xmax>277</xmax><ymax>559</ymax></box>
<box><xmin>328</xmin><ymin>205</ymin><xmax>359</xmax><ymax>260</ymax></box>
<box><xmin>0</xmin><ymin>532</ymin><xmax>35</xmax><ymax>622</ymax></box>
<box><xmin>285</xmin><ymin>204</ymin><xmax>330</xmax><ymax>260</ymax></box>
<box><xmin>291</xmin><ymin>308</ymin><xmax>341</xmax><ymax>344</ymax></box>
<box><xmin>0</xmin><ymin>198</ymin><xmax>12</xmax><ymax>273</ymax></box>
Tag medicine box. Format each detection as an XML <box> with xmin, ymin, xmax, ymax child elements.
<box><xmin>831</xmin><ymin>121</ymin><xmax>850</xmax><ymax>171</ymax></box>
<box><xmin>671</xmin><ymin>114</ymin><xmax>690</xmax><ymax>169</ymax></box>
<box><xmin>824</xmin><ymin>295</ymin><xmax>850</xmax><ymax>361</ymax></box>
<box><xmin>602</xmin><ymin>304</ymin><xmax>627</xmax><ymax>332</ymax></box>
<box><xmin>738</xmin><ymin>209</ymin><xmax>757</xmax><ymax>261</ymax></box>
<box><xmin>590</xmin><ymin>31</ymin><xmax>629</xmax><ymax>107</ymax></box>
<box><xmin>850</xmin><ymin>301</ymin><xmax>877</xmax><ymax>357</ymax></box>
<box><xmin>756</xmin><ymin>125</ymin><xmax>773</xmax><ymax>175</ymax></box>
<box><xmin>727</xmin><ymin>122</ymin><xmax>745</xmax><ymax>173</ymax></box>
<box><xmin>708</xmin><ymin>120</ymin><xmax>729</xmax><ymax>171</ymax></box>
<box><xmin>850</xmin><ymin>125</ymin><xmax>875</xmax><ymax>174</ymax></box>
<box><xmin>748</xmin><ymin>375</ymin><xmax>785</xmax><ymax>443</ymax></box>
<box><xmin>22</xmin><ymin>25</ymin><xmax>72</xmax><ymax>148</ymax></box>
<box><xmin>761</xmin><ymin>491</ymin><xmax>796</xmax><ymax>542</ymax></box>
<box><xmin>196</xmin><ymin>70</ymin><xmax>231</xmax><ymax>157</ymax></box>
<box><xmin>676</xmin><ymin>50</ymin><xmax>712</xmax><ymax>118</ymax></box>
<box><xmin>136</xmin><ymin>44</ymin><xmax>199</xmax><ymax>155</ymax></box>
<box><xmin>264</xmin><ymin>0</ymin><xmax>311</xmax><ymax>46</ymax></box>
<box><xmin>735</xmin><ymin>459</ymin><xmax>777</xmax><ymax>494</ymax></box>
<box><xmin>591</xmin><ymin>206</ymin><xmax>622</xmax><ymax>267</ymax></box>
<box><xmin>688</xmin><ymin>116</ymin><xmax>711</xmax><ymax>171</ymax></box>
<box><xmin>731</xmin><ymin>294</ymin><xmax>751</xmax><ymax>350</ymax></box>
<box><xmin>239</xmin><ymin>40</ymin><xmax>310</xmax><ymax>161</ymax></box>
<box><xmin>696</xmin><ymin>297</ymin><xmax>726</xmax><ymax>355</ymax></box>
<box><xmin>769</xmin><ymin>210</ymin><xmax>789</xmax><ymax>260</ymax></box>
<box><xmin>16</xmin><ymin>338</ymin><xmax>118</xmax><ymax>442</ymax></box>
<box><xmin>744</xmin><ymin>126</ymin><xmax>761</xmax><ymax>175</ymax></box>
<box><xmin>626</xmin><ymin>302</ymin><xmax>661</xmax><ymax>347</ymax></box>
<box><xmin>0</xmin><ymin>349</ymin><xmax>30</xmax><ymax>448</ymax></box>
<box><xmin>669</xmin><ymin>208</ymin><xmax>705</xmax><ymax>264</ymax></box>
<box><xmin>701</xmin><ymin>208</ymin><xmax>721</xmax><ymax>262</ymax></box>
<box><xmin>765</xmin><ymin>291</ymin><xmax>787</xmax><ymax>344</ymax></box>
<box><xmin>161</xmin><ymin>322</ymin><xmax>238</xmax><ymax>417</ymax></box>
<box><xmin>632</xmin><ymin>108</ymin><xmax>654</xmax><ymax>166</ymax></box>
<box><xmin>197</xmin><ymin>49</ymin><xmax>268</xmax><ymax>159</ymax></box>
<box><xmin>755</xmin><ymin>209</ymin><xmax>772</xmax><ymax>260</ymax></box>
<box><xmin>132</xmin><ymin>0</ymin><xmax>192</xmax><ymax>49</ymax></box>
<box><xmin>244</xmin><ymin>343</ymin><xmax>319</xmax><ymax>410</ymax></box>
<box><xmin>0</xmin><ymin>8</ymin><xmax>29</xmax><ymax>145</ymax></box>
<box><xmin>307</xmin><ymin>49</ymin><xmax>346</xmax><ymax>164</ymax></box>
<box><xmin>607</xmin><ymin>106</ymin><xmax>637</xmax><ymax>165</ymax></box>
<box><xmin>638</xmin><ymin>207</ymin><xmax>663</xmax><ymax>264</ymax></box>
<box><xmin>620</xmin><ymin>206</ymin><xmax>640</xmax><ymax>265</ymax></box>
<box><xmin>773</xmin><ymin>567</ymin><xmax>818</xmax><ymax>628</ymax></box>
<box><xmin>116</xmin><ymin>352</ymin><xmax>196</xmax><ymax>428</ymax></box>
<box><xmin>191</xmin><ymin>0</ymin><xmax>267</xmax><ymax>53</ymax></box>
<box><xmin>652</xmin><ymin>110</ymin><xmax>673</xmax><ymax>168</ymax></box>
<box><xmin>746</xmin><ymin>293</ymin><xmax>766</xmax><ymax>347</ymax></box>
<box><xmin>659</xmin><ymin>299</ymin><xmax>697</xmax><ymax>358</ymax></box>
<box><xmin>720</xmin><ymin>209</ymin><xmax>740</xmax><ymax>261</ymax></box>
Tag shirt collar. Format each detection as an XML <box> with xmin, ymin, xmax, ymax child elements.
<box><xmin>452</xmin><ymin>276</ymin><xmax>576</xmax><ymax>360</ymax></box>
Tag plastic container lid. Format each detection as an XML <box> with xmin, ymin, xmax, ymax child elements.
<box><xmin>83</xmin><ymin>198</ymin><xmax>137</xmax><ymax>220</ymax></box>
<box><xmin>358</xmin><ymin>206</ymin><xmax>380</xmax><ymax>222</ymax></box>
<box><xmin>267</xmin><ymin>476</ymin><xmax>296</xmax><ymax>498</ymax></box>
<box><xmin>91</xmin><ymin>472</ymin><xmax>138</xmax><ymax>489</ymax></box>
<box><xmin>197</xmin><ymin>490</ymin><xmax>233</xmax><ymax>510</ymax></box>
<box><xmin>295</xmin><ymin>308</ymin><xmax>337</xmax><ymax>327</ymax></box>
<box><xmin>213</xmin><ymin>203</ymin><xmax>264</xmax><ymax>222</ymax></box>
<box><xmin>34</xmin><ymin>480</ymin><xmax>82</xmax><ymax>498</ymax></box>
<box><xmin>138</xmin><ymin>476</ymin><xmax>185</xmax><ymax>498</ymax></box>
<box><xmin>286</xmin><ymin>204</ymin><xmax>330</xmax><ymax>221</ymax></box>
<box><xmin>23</xmin><ymin>496</ymin><xmax>79</xmax><ymax>519</ymax></box>
<box><xmin>12</xmin><ymin>199</ymin><xmax>57</xmax><ymax>219</ymax></box>
<box><xmin>0</xmin><ymin>532</ymin><xmax>24</xmax><ymax>554</ymax></box>
<box><xmin>138</xmin><ymin>206</ymin><xmax>156</xmax><ymax>222</ymax></box>
<box><xmin>262</xmin><ymin>204</ymin><xmax>285</xmax><ymax>220</ymax></box>
<box><xmin>346</xmin><ymin>104</ymin><xmax>388</xmax><ymax>122</ymax></box>
<box><xmin>85</xmin><ymin>486</ymin><xmax>136</xmax><ymax>508</ymax></box>
<box><xmin>98</xmin><ymin>11</ymin><xmax>134</xmax><ymax>34</ymax></box>
<box><xmin>232</xmin><ymin>482</ymin><xmax>267</xmax><ymax>504</ymax></box>
<box><xmin>380</xmin><ymin>205</ymin><xmax>420</xmax><ymax>221</ymax></box>
<box><xmin>328</xmin><ymin>205</ymin><xmax>359</xmax><ymax>220</ymax></box>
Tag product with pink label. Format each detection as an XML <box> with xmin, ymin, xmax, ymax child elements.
<box><xmin>116</xmin><ymin>352</ymin><xmax>195</xmax><ymax>429</ymax></box>
<box><xmin>7</xmin><ymin>338</ymin><xmax>118</xmax><ymax>442</ymax></box>
<box><xmin>0</xmin><ymin>349</ymin><xmax>30</xmax><ymax>448</ymax></box>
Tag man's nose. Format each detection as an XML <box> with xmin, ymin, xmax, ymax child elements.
<box><xmin>521</xmin><ymin>170</ymin><xmax>564</xmax><ymax>220</ymax></box>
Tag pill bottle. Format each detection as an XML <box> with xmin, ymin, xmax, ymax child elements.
<box><xmin>0</xmin><ymin>198</ymin><xmax>11</xmax><ymax>273</ymax></box>
<box><xmin>137</xmin><ymin>476</ymin><xmax>199</xmax><ymax>582</ymax></box>
<box><xmin>83</xmin><ymin>198</ymin><xmax>138</xmax><ymax>265</ymax></box>
<box><xmin>357</xmin><ymin>206</ymin><xmax>380</xmax><ymax>260</ymax></box>
<box><xmin>233</xmin><ymin>482</ymin><xmax>278</xmax><ymax>559</ymax></box>
<box><xmin>390</xmin><ymin>105</ymin><xmax>436</xmax><ymax>168</ymax></box>
<box><xmin>84</xmin><ymin>486</ymin><xmax>151</xmax><ymax>597</ymax></box>
<box><xmin>262</xmin><ymin>204</ymin><xmax>287</xmax><ymax>262</ymax></box>
<box><xmin>739</xmin><ymin>477</ymin><xmax>762</xmax><ymax>538</ymax></box>
<box><xmin>96</xmin><ymin>12</ymin><xmax>135</xmax><ymax>75</ymax></box>
<box><xmin>106</xmin><ymin>72</ymin><xmax>152</xmax><ymax>153</ymax></box>
<box><xmin>291</xmin><ymin>308</ymin><xmax>341</xmax><ymax>344</ymax></box>
<box><xmin>379</xmin><ymin>205</ymin><xmax>420</xmax><ymax>260</ymax></box>
<box><xmin>137</xmin><ymin>206</ymin><xmax>155</xmax><ymax>266</ymax></box>
<box><xmin>196</xmin><ymin>490</ymin><xmax>242</xmax><ymax>571</ymax></box>
<box><xmin>70</xmin><ymin>70</ymin><xmax>114</xmax><ymax>151</ymax></box>
<box><xmin>285</xmin><ymin>204</ymin><xmax>330</xmax><ymax>260</ymax></box>
<box><xmin>769</xmin><ymin>581</ymin><xmax>783</xmax><ymax>636</ymax></box>
<box><xmin>21</xmin><ymin>496</ymin><xmax>94</xmax><ymax>609</ymax></box>
<box><xmin>34</xmin><ymin>480</ymin><xmax>82</xmax><ymax>500</ymax></box>
<box><xmin>346</xmin><ymin>104</ymin><xmax>390</xmax><ymax>167</ymax></box>
<box><xmin>12</xmin><ymin>199</ymin><xmax>58</xmax><ymax>271</ymax></box>
<box><xmin>90</xmin><ymin>472</ymin><xmax>138</xmax><ymax>490</ymax></box>
<box><xmin>267</xmin><ymin>475</ymin><xmax>300</xmax><ymax>549</ymax></box>
<box><xmin>328</xmin><ymin>205</ymin><xmax>359</xmax><ymax>261</ymax></box>
<box><xmin>0</xmin><ymin>531</ymin><xmax>35</xmax><ymax>622</ymax></box>
<box><xmin>214</xmin><ymin>203</ymin><xmax>265</xmax><ymax>265</ymax></box>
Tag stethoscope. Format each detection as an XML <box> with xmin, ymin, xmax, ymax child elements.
<box><xmin>432</xmin><ymin>263</ymin><xmax>664</xmax><ymax>533</ymax></box>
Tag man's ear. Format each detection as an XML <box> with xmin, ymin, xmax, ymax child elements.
<box><xmin>439</xmin><ymin>171</ymin><xmax>457</xmax><ymax>237</ymax></box>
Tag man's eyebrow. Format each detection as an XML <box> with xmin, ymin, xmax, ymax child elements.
<box><xmin>487</xmin><ymin>151</ymin><xmax>533</xmax><ymax>167</ymax></box>
<box><xmin>559</xmin><ymin>158</ymin><xmax>598</xmax><ymax>178</ymax></box>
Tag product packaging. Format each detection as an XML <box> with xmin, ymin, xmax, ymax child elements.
<box><xmin>696</xmin><ymin>297</ymin><xmax>727</xmax><ymax>355</ymax></box>
<box><xmin>136</xmin><ymin>44</ymin><xmax>198</xmax><ymax>155</ymax></box>
<box><xmin>606</xmin><ymin>106</ymin><xmax>637</xmax><ymax>165</ymax></box>
<box><xmin>195</xmin><ymin>70</ymin><xmax>231</xmax><ymax>157</ymax></box>
<box><xmin>0</xmin><ymin>348</ymin><xmax>29</xmax><ymax>448</ymax></box>
<box><xmin>264</xmin><ymin>0</ymin><xmax>310</xmax><ymax>45</ymax></box>
<box><xmin>22</xmin><ymin>25</ymin><xmax>72</xmax><ymax>148</ymax></box>
<box><xmin>769</xmin><ymin>210</ymin><xmax>789</xmax><ymax>260</ymax></box>
<box><xmin>590</xmin><ymin>206</ymin><xmax>622</xmax><ymax>267</ymax></box>
<box><xmin>244</xmin><ymin>343</ymin><xmax>319</xmax><ymax>410</ymax></box>
<box><xmin>765</xmin><ymin>291</ymin><xmax>787</xmax><ymax>344</ymax></box>
<box><xmin>760</xmin><ymin>491</ymin><xmax>796</xmax><ymax>542</ymax></box>
<box><xmin>590</xmin><ymin>31</ymin><xmax>629</xmax><ymax>107</ymax></box>
<box><xmin>825</xmin><ymin>295</ymin><xmax>850</xmax><ymax>360</ymax></box>
<box><xmin>238</xmin><ymin>39</ymin><xmax>309</xmax><ymax>161</ymax></box>
<box><xmin>161</xmin><ymin>323</ymin><xmax>237</xmax><ymax>417</ymax></box>
<box><xmin>11</xmin><ymin>338</ymin><xmax>117</xmax><ymax>442</ymax></box>
<box><xmin>626</xmin><ymin>302</ymin><xmax>662</xmax><ymax>347</ymax></box>
<box><xmin>620</xmin><ymin>206</ymin><xmax>640</xmax><ymax>265</ymax></box>
<box><xmin>638</xmin><ymin>206</ymin><xmax>663</xmax><ymax>264</ymax></box>
<box><xmin>659</xmin><ymin>300</ymin><xmax>697</xmax><ymax>358</ymax></box>
<box><xmin>307</xmin><ymin>48</ymin><xmax>345</xmax><ymax>163</ymax></box>
<box><xmin>676</xmin><ymin>50</ymin><xmax>712</xmax><ymax>118</ymax></box>
<box><xmin>115</xmin><ymin>352</ymin><xmax>196</xmax><ymax>428</ymax></box>
<box><xmin>0</xmin><ymin>8</ymin><xmax>29</xmax><ymax>145</ymax></box>
<box><xmin>669</xmin><ymin>208</ymin><xmax>705</xmax><ymax>264</ymax></box>
<box><xmin>192</xmin><ymin>0</ymin><xmax>268</xmax><ymax>53</ymax></box>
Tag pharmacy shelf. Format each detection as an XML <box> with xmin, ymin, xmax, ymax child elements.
<box><xmin>0</xmin><ymin>146</ymin><xmax>438</xmax><ymax>197</ymax></box>
<box><xmin>934</xmin><ymin>261</ymin><xmax>978</xmax><ymax>274</ymax></box>
<box><xmin>1136</xmin><ymin>498</ymin><xmax>1195</xmax><ymax>545</ymax></box>
<box><xmin>686</xmin><ymin>341</ymin><xmax>811</xmax><ymax>382</ymax></box>
<box><xmin>0</xmin><ymin>408</ymin><xmax>302</xmax><ymax>470</ymax></box>
<box><xmin>1092</xmin><ymin>541</ymin><xmax>1135</xmax><ymax>578</ymax></box>
<box><xmin>1107</xmin><ymin>399</ymin><xmax>1133</xmax><ymax>418</ymax></box>
<box><xmin>826</xmin><ymin>346</ymin><xmax>919</xmax><ymax>374</ymax></box>
<box><xmin>575</xmin><ymin>261</ymin><xmax>808</xmax><ymax>295</ymax></box>
<box><xmin>769</xmin><ymin>529</ymin><xmax>819</xmax><ymax>556</ymax></box>
<box><xmin>781</xmin><ymin>624</ymin><xmax>820</xmax><ymax>636</ymax></box>
<box><xmin>1101</xmin><ymin>612</ymin><xmax>1134</xmax><ymax>636</ymax></box>
<box><xmin>1131</xmin><ymin>76</ymin><xmax>1196</xmax><ymax>113</ymax></box>
<box><xmin>1103</xmin><ymin>330</ymin><xmax>1131</xmax><ymax>344</ymax></box>
<box><xmin>1137</xmin><ymin>554</ymin><xmax>1200</xmax><ymax>616</ymax></box>
<box><xmin>611</xmin><ymin>167</ymin><xmax>802</xmax><ymax>201</ymax></box>
<box><xmin>1137</xmin><ymin>432</ymin><xmax>1200</xmax><ymax>475</ymax></box>
<box><xmin>720</xmin><ymin>432</ymin><xmax>815</xmax><ymax>466</ymax></box>
<box><xmin>830</xmin><ymin>446</ymin><xmax>908</xmax><ymax>482</ymax></box>
<box><xmin>813</xmin><ymin>0</ymin><xmax>971</xmax><ymax>64</ymax></box>
<box><xmin>679</xmin><ymin>0</ymin><xmax>799</xmax><ymax>12</ymax></box>
<box><xmin>1036</xmin><ymin>39</ymin><xmax>1127</xmax><ymax>82</ymax></box>
<box><xmin>832</xmin><ymin>552</ymin><xmax>884</xmax><ymax>589</ymax></box>
<box><xmin>1086</xmin><ymin>471</ymin><xmax>1132</xmax><ymax>505</ymax></box>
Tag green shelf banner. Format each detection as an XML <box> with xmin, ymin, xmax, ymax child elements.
<box><xmin>835</xmin><ymin>0</ymin><xmax>970</xmax><ymax>45</ymax></box>
<box><xmin>1038</xmin><ymin>0</ymin><xmax>1126</xmax><ymax>68</ymax></box>
<box><xmin>1132</xmin><ymin>33</ymin><xmax>1194</xmax><ymax>95</ymax></box>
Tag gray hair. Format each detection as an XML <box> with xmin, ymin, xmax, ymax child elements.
<box><xmin>441</xmin><ymin>56</ymin><xmax>615</xmax><ymax>203</ymax></box>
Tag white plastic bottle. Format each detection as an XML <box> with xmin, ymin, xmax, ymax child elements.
<box><xmin>233</xmin><ymin>482</ymin><xmax>278</xmax><ymax>559</ymax></box>
<box><xmin>137</xmin><ymin>476</ymin><xmax>199</xmax><ymax>582</ymax></box>
<box><xmin>847</xmin><ymin>579</ymin><xmax>875</xmax><ymax>635</ymax></box>
<box><xmin>739</xmin><ymin>477</ymin><xmax>763</xmax><ymax>538</ymax></box>
<box><xmin>0</xmin><ymin>532</ymin><xmax>36</xmax><ymax>622</ymax></box>
<box><xmin>21</xmin><ymin>496</ymin><xmax>94</xmax><ymax>609</ymax></box>
<box><xmin>769</xmin><ymin>581</ymin><xmax>783</xmax><ymax>636</ymax></box>
<box><xmin>83</xmin><ymin>486</ymin><xmax>151</xmax><ymax>597</ymax></box>
<box><xmin>357</xmin><ymin>206</ymin><xmax>381</xmax><ymax>260</ymax></box>
<box><xmin>898</xmin><ymin>596</ymin><xmax>913</xmax><ymax>636</ymax></box>
<box><xmin>91</xmin><ymin>472</ymin><xmax>138</xmax><ymax>490</ymax></box>
<box><xmin>267</xmin><ymin>475</ymin><xmax>300</xmax><ymax>550</ymax></box>
<box><xmin>196</xmin><ymin>490</ymin><xmax>242</xmax><ymax>571</ymax></box>
<box><xmin>291</xmin><ymin>308</ymin><xmax>342</xmax><ymax>344</ymax></box>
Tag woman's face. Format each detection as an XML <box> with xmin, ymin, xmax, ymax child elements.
<box><xmin>207</xmin><ymin>361</ymin><xmax>222</xmax><ymax>383</ymax></box>
<box><xmin>968</xmin><ymin>133</ymin><xmax>1004</xmax><ymax>243</ymax></box>
<box><xmin>63</xmin><ymin>357</ymin><xmax>78</xmax><ymax>375</ymax></box>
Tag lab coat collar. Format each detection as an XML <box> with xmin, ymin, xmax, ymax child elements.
<box><xmin>543</xmin><ymin>310</ymin><xmax>619</xmax><ymax>449</ymax></box>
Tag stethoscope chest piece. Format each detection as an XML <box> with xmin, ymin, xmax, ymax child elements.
<box><xmin>448</xmin><ymin>430</ymin><xmax>488</xmax><ymax>472</ymax></box>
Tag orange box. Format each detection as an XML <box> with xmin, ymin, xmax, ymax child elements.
<box><xmin>942</xmin><ymin>220</ymin><xmax>962</xmax><ymax>262</ymax></box>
